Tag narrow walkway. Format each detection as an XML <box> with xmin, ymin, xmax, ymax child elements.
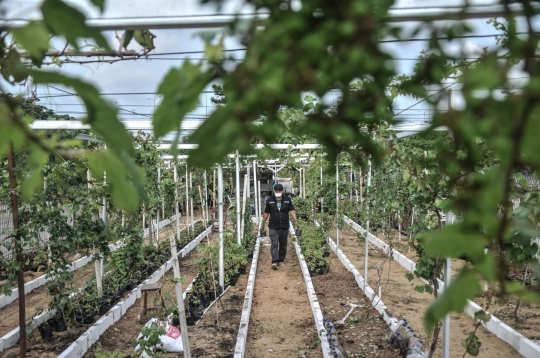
<box><xmin>331</xmin><ymin>224</ymin><xmax>521</xmax><ymax>358</ymax></box>
<box><xmin>244</xmin><ymin>237</ymin><xmax>319</xmax><ymax>358</ymax></box>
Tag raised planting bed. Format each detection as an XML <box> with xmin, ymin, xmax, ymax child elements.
<box><xmin>0</xmin><ymin>214</ymin><xmax>180</xmax><ymax>310</ymax></box>
<box><xmin>83</xmin><ymin>232</ymin><xmax>258</xmax><ymax>357</ymax></box>
<box><xmin>292</xmin><ymin>225</ymin><xmax>397</xmax><ymax>358</ymax></box>
<box><xmin>0</xmin><ymin>222</ymin><xmax>211</xmax><ymax>356</ymax></box>
<box><xmin>186</xmin><ymin>231</ymin><xmax>254</xmax><ymax>327</ymax></box>
<box><xmin>295</xmin><ymin>221</ymin><xmax>331</xmax><ymax>277</ymax></box>
<box><xmin>340</xmin><ymin>216</ymin><xmax>537</xmax><ymax>357</ymax></box>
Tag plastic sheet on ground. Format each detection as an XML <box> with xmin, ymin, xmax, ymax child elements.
<box><xmin>134</xmin><ymin>318</ymin><xmax>184</xmax><ymax>357</ymax></box>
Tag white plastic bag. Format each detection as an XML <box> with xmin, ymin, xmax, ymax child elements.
<box><xmin>134</xmin><ymin>318</ymin><xmax>184</xmax><ymax>356</ymax></box>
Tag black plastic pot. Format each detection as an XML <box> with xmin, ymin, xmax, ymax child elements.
<box><xmin>201</xmin><ymin>297</ymin><xmax>210</xmax><ymax>307</ymax></box>
<box><xmin>230</xmin><ymin>274</ymin><xmax>240</xmax><ymax>286</ymax></box>
<box><xmin>54</xmin><ymin>314</ymin><xmax>67</xmax><ymax>332</ymax></box>
<box><xmin>172</xmin><ymin>316</ymin><xmax>180</xmax><ymax>326</ymax></box>
<box><xmin>318</xmin><ymin>266</ymin><xmax>328</xmax><ymax>275</ymax></box>
<box><xmin>186</xmin><ymin>315</ymin><xmax>195</xmax><ymax>326</ymax></box>
<box><xmin>125</xmin><ymin>282</ymin><xmax>137</xmax><ymax>291</ymax></box>
<box><xmin>99</xmin><ymin>303</ymin><xmax>114</xmax><ymax>315</ymax></box>
<box><xmin>239</xmin><ymin>266</ymin><xmax>247</xmax><ymax>274</ymax></box>
<box><xmin>309</xmin><ymin>270</ymin><xmax>318</xmax><ymax>277</ymax></box>
<box><xmin>38</xmin><ymin>322</ymin><xmax>53</xmax><ymax>339</ymax></box>
<box><xmin>83</xmin><ymin>310</ymin><xmax>97</xmax><ymax>324</ymax></box>
<box><xmin>208</xmin><ymin>291</ymin><xmax>216</xmax><ymax>300</ymax></box>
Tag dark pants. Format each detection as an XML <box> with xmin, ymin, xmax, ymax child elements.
<box><xmin>269</xmin><ymin>228</ymin><xmax>288</xmax><ymax>263</ymax></box>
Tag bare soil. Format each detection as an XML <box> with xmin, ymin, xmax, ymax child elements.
<box><xmin>331</xmin><ymin>224</ymin><xmax>523</xmax><ymax>357</ymax></box>
<box><xmin>311</xmin><ymin>250</ymin><xmax>398</xmax><ymax>358</ymax></box>
<box><xmin>360</xmin><ymin>223</ymin><xmax>540</xmax><ymax>346</ymax></box>
<box><xmin>0</xmin><ymin>263</ymin><xmax>95</xmax><ymax>338</ymax></box>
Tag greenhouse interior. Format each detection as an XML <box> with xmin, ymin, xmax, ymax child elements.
<box><xmin>0</xmin><ymin>0</ymin><xmax>540</xmax><ymax>357</ymax></box>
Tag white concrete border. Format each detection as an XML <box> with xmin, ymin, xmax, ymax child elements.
<box><xmin>343</xmin><ymin>215</ymin><xmax>540</xmax><ymax>357</ymax></box>
<box><xmin>0</xmin><ymin>225</ymin><xmax>211</xmax><ymax>355</ymax></box>
<box><xmin>233</xmin><ymin>236</ymin><xmax>261</xmax><ymax>358</ymax></box>
<box><xmin>0</xmin><ymin>215</ymin><xmax>182</xmax><ymax>310</ymax></box>
<box><xmin>57</xmin><ymin>225</ymin><xmax>211</xmax><ymax>358</ymax></box>
<box><xmin>291</xmin><ymin>227</ymin><xmax>332</xmax><ymax>358</ymax></box>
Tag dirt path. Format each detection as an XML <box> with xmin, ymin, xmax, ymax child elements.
<box><xmin>244</xmin><ymin>237</ymin><xmax>320</xmax><ymax>358</ymax></box>
<box><xmin>331</xmin><ymin>225</ymin><xmax>521</xmax><ymax>358</ymax></box>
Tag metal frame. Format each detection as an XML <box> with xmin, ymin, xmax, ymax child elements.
<box><xmin>0</xmin><ymin>1</ymin><xmax>529</xmax><ymax>30</ymax></box>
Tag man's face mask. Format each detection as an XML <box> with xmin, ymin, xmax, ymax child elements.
<box><xmin>275</xmin><ymin>192</ymin><xmax>283</xmax><ymax>198</ymax></box>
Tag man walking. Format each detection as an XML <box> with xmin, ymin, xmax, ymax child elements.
<box><xmin>262</xmin><ymin>184</ymin><xmax>298</xmax><ymax>270</ymax></box>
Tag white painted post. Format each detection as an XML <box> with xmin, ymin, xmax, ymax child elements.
<box><xmin>87</xmin><ymin>170</ymin><xmax>103</xmax><ymax>296</ymax></box>
<box><xmin>190</xmin><ymin>171</ymin><xmax>193</xmax><ymax>230</ymax></box>
<box><xmin>172</xmin><ymin>164</ymin><xmax>191</xmax><ymax>358</ymax></box>
<box><xmin>257</xmin><ymin>180</ymin><xmax>265</xmax><ymax>223</ymax></box>
<box><xmin>157</xmin><ymin>167</ymin><xmax>161</xmax><ymax>246</ymax></box>
<box><xmin>218</xmin><ymin>165</ymin><xmax>225</xmax><ymax>291</ymax></box>
<box><xmin>442</xmin><ymin>212</ymin><xmax>453</xmax><ymax>358</ymax></box>
<box><xmin>303</xmin><ymin>167</ymin><xmax>306</xmax><ymax>198</ymax></box>
<box><xmin>320</xmin><ymin>160</ymin><xmax>323</xmax><ymax>214</ymax></box>
<box><xmin>364</xmin><ymin>159</ymin><xmax>372</xmax><ymax>291</ymax></box>
<box><xmin>213</xmin><ymin>169</ymin><xmax>216</xmax><ymax>209</ymax></box>
<box><xmin>185</xmin><ymin>164</ymin><xmax>190</xmax><ymax>235</ymax></box>
<box><xmin>442</xmin><ymin>90</ymin><xmax>455</xmax><ymax>358</ymax></box>
<box><xmin>241</xmin><ymin>174</ymin><xmax>248</xmax><ymax>241</ymax></box>
<box><xmin>174</xmin><ymin>166</ymin><xmax>181</xmax><ymax>243</ymax></box>
<box><xmin>236</xmin><ymin>152</ymin><xmax>241</xmax><ymax>245</ymax></box>
<box><xmin>253</xmin><ymin>161</ymin><xmax>259</xmax><ymax>223</ymax></box>
<box><xmin>336</xmin><ymin>157</ymin><xmax>339</xmax><ymax>248</ymax></box>
<box><xmin>204</xmin><ymin>170</ymin><xmax>209</xmax><ymax>225</ymax></box>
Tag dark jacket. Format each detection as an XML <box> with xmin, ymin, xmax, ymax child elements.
<box><xmin>264</xmin><ymin>196</ymin><xmax>295</xmax><ymax>230</ymax></box>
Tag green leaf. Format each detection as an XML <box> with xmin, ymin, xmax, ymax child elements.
<box><xmin>414</xmin><ymin>285</ymin><xmax>425</xmax><ymax>293</ymax></box>
<box><xmin>0</xmin><ymin>49</ymin><xmax>29</xmax><ymax>83</ymax></box>
<box><xmin>505</xmin><ymin>282</ymin><xmax>540</xmax><ymax>303</ymax></box>
<box><xmin>473</xmin><ymin>310</ymin><xmax>491</xmax><ymax>323</ymax></box>
<box><xmin>88</xmin><ymin>150</ymin><xmax>142</xmax><ymax>213</ymax></box>
<box><xmin>123</xmin><ymin>30</ymin><xmax>134</xmax><ymax>48</ymax></box>
<box><xmin>403</xmin><ymin>169</ymin><xmax>410</xmax><ymax>182</ymax></box>
<box><xmin>133</xmin><ymin>30</ymin><xmax>155</xmax><ymax>50</ymax></box>
<box><xmin>405</xmin><ymin>272</ymin><xmax>414</xmax><ymax>282</ymax></box>
<box><xmin>30</xmin><ymin>71</ymin><xmax>132</xmax><ymax>156</ymax></box>
<box><xmin>41</xmin><ymin>0</ymin><xmax>109</xmax><ymax>50</ymax></box>
<box><xmin>30</xmin><ymin>70</ymin><xmax>145</xmax><ymax>211</ymax></box>
<box><xmin>425</xmin><ymin>269</ymin><xmax>482</xmax><ymax>333</ymax></box>
<box><xmin>473</xmin><ymin>251</ymin><xmax>496</xmax><ymax>282</ymax></box>
<box><xmin>422</xmin><ymin>224</ymin><xmax>487</xmax><ymax>261</ymax></box>
<box><xmin>153</xmin><ymin>61</ymin><xmax>212</xmax><ymax>137</ymax></box>
<box><xmin>90</xmin><ymin>0</ymin><xmax>105</xmax><ymax>11</ymax></box>
<box><xmin>21</xmin><ymin>144</ymin><xmax>48</xmax><ymax>199</ymax></box>
<box><xmin>11</xmin><ymin>22</ymin><xmax>50</xmax><ymax>65</ymax></box>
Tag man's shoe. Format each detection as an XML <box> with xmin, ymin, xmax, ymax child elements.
<box><xmin>278</xmin><ymin>262</ymin><xmax>284</xmax><ymax>267</ymax></box>
<box><xmin>271</xmin><ymin>263</ymin><xmax>279</xmax><ymax>270</ymax></box>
